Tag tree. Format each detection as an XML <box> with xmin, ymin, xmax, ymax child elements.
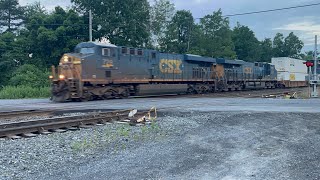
<box><xmin>232</xmin><ymin>23</ymin><xmax>260</xmax><ymax>61</ymax></box>
<box><xmin>24</xmin><ymin>6</ymin><xmax>88</xmax><ymax>67</ymax></box>
<box><xmin>24</xmin><ymin>1</ymin><xmax>46</xmax><ymax>24</ymax></box>
<box><xmin>273</xmin><ymin>32</ymin><xmax>304</xmax><ymax>58</ymax></box>
<box><xmin>150</xmin><ymin>0</ymin><xmax>175</xmax><ymax>48</ymax></box>
<box><xmin>160</xmin><ymin>10</ymin><xmax>194</xmax><ymax>54</ymax></box>
<box><xmin>260</xmin><ymin>38</ymin><xmax>273</xmax><ymax>62</ymax></box>
<box><xmin>284</xmin><ymin>32</ymin><xmax>304</xmax><ymax>58</ymax></box>
<box><xmin>300</xmin><ymin>51</ymin><xmax>320</xmax><ymax>60</ymax></box>
<box><xmin>198</xmin><ymin>10</ymin><xmax>235</xmax><ymax>58</ymax></box>
<box><xmin>0</xmin><ymin>0</ymin><xmax>24</xmax><ymax>32</ymax></box>
<box><xmin>0</xmin><ymin>32</ymin><xmax>29</xmax><ymax>86</ymax></box>
<box><xmin>72</xmin><ymin>0</ymin><xmax>151</xmax><ymax>47</ymax></box>
<box><xmin>273</xmin><ymin>33</ymin><xmax>285</xmax><ymax>57</ymax></box>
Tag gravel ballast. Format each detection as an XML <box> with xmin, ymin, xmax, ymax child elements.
<box><xmin>1</xmin><ymin>111</ymin><xmax>320</xmax><ymax>180</ymax></box>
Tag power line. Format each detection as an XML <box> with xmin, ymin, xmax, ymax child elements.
<box><xmin>29</xmin><ymin>23</ymin><xmax>90</xmax><ymax>26</ymax></box>
<box><xmin>28</xmin><ymin>22</ymin><xmax>147</xmax><ymax>27</ymax></box>
<box><xmin>224</xmin><ymin>2</ymin><xmax>320</xmax><ymax>17</ymax></box>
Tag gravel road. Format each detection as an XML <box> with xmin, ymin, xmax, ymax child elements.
<box><xmin>1</xmin><ymin>109</ymin><xmax>320</xmax><ymax>180</ymax></box>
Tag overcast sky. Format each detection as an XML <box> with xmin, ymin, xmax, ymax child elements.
<box><xmin>19</xmin><ymin>0</ymin><xmax>320</xmax><ymax>51</ymax></box>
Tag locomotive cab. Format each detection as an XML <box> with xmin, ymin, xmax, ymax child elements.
<box><xmin>50</xmin><ymin>42</ymin><xmax>119</xmax><ymax>102</ymax></box>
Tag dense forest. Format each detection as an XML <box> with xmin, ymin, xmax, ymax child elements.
<box><xmin>0</xmin><ymin>0</ymin><xmax>308</xmax><ymax>90</ymax></box>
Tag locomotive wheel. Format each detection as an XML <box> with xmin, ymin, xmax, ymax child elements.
<box><xmin>119</xmin><ymin>89</ymin><xmax>129</xmax><ymax>99</ymax></box>
<box><xmin>51</xmin><ymin>91</ymin><xmax>69</xmax><ymax>102</ymax></box>
<box><xmin>102</xmin><ymin>89</ymin><xmax>117</xmax><ymax>99</ymax></box>
<box><xmin>236</xmin><ymin>86</ymin><xmax>242</xmax><ymax>91</ymax></box>
<box><xmin>217</xmin><ymin>81</ymin><xmax>225</xmax><ymax>92</ymax></box>
<box><xmin>200</xmin><ymin>86</ymin><xmax>208</xmax><ymax>94</ymax></box>
<box><xmin>81</xmin><ymin>93</ymin><xmax>92</xmax><ymax>102</ymax></box>
<box><xmin>187</xmin><ymin>87</ymin><xmax>196</xmax><ymax>94</ymax></box>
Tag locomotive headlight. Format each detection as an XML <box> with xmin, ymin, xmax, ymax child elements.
<box><xmin>49</xmin><ymin>75</ymin><xmax>53</xmax><ymax>79</ymax></box>
<box><xmin>63</xmin><ymin>56</ymin><xmax>69</xmax><ymax>63</ymax></box>
<box><xmin>59</xmin><ymin>75</ymin><xmax>65</xmax><ymax>80</ymax></box>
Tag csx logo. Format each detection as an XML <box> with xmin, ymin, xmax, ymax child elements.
<box><xmin>159</xmin><ymin>59</ymin><xmax>182</xmax><ymax>74</ymax></box>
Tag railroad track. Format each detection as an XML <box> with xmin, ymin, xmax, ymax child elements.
<box><xmin>183</xmin><ymin>87</ymin><xmax>305</xmax><ymax>99</ymax></box>
<box><xmin>0</xmin><ymin>110</ymin><xmax>54</xmax><ymax>120</ymax></box>
<box><xmin>0</xmin><ymin>109</ymin><xmax>152</xmax><ymax>139</ymax></box>
<box><xmin>0</xmin><ymin>88</ymin><xmax>305</xmax><ymax>140</ymax></box>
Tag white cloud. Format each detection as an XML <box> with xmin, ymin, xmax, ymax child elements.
<box><xmin>273</xmin><ymin>18</ymin><xmax>320</xmax><ymax>45</ymax></box>
<box><xmin>19</xmin><ymin>0</ymin><xmax>71</xmax><ymax>10</ymax></box>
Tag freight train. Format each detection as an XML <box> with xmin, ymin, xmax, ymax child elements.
<box><xmin>50</xmin><ymin>42</ymin><xmax>296</xmax><ymax>102</ymax></box>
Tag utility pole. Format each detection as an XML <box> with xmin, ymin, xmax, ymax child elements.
<box><xmin>89</xmin><ymin>9</ymin><xmax>93</xmax><ymax>42</ymax></box>
<box><xmin>311</xmin><ymin>35</ymin><xmax>318</xmax><ymax>98</ymax></box>
<box><xmin>187</xmin><ymin>22</ymin><xmax>190</xmax><ymax>52</ymax></box>
<box><xmin>309</xmin><ymin>65</ymin><xmax>311</xmax><ymax>98</ymax></box>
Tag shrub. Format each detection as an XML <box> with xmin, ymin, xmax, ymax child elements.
<box><xmin>0</xmin><ymin>86</ymin><xmax>50</xmax><ymax>99</ymax></box>
<box><xmin>8</xmin><ymin>64</ymin><xmax>50</xmax><ymax>87</ymax></box>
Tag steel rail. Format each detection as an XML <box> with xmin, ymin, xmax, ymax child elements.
<box><xmin>0</xmin><ymin>110</ymin><xmax>54</xmax><ymax>120</ymax></box>
<box><xmin>0</xmin><ymin>110</ymin><xmax>148</xmax><ymax>139</ymax></box>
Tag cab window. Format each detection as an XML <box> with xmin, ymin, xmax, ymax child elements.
<box><xmin>137</xmin><ymin>49</ymin><xmax>143</xmax><ymax>56</ymax></box>
<box><xmin>130</xmin><ymin>48</ymin><xmax>135</xmax><ymax>55</ymax></box>
<box><xmin>79</xmin><ymin>47</ymin><xmax>95</xmax><ymax>54</ymax></box>
<box><xmin>122</xmin><ymin>47</ymin><xmax>127</xmax><ymax>54</ymax></box>
<box><xmin>102</xmin><ymin>48</ymin><xmax>111</xmax><ymax>56</ymax></box>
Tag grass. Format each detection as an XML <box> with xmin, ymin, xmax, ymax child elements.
<box><xmin>70</xmin><ymin>122</ymin><xmax>164</xmax><ymax>154</ymax></box>
<box><xmin>116</xmin><ymin>126</ymin><xmax>130</xmax><ymax>137</ymax></box>
<box><xmin>0</xmin><ymin>86</ymin><xmax>50</xmax><ymax>99</ymax></box>
<box><xmin>71</xmin><ymin>138</ymin><xmax>96</xmax><ymax>152</ymax></box>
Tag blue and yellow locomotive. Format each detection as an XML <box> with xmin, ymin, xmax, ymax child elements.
<box><xmin>50</xmin><ymin>42</ymin><xmax>278</xmax><ymax>102</ymax></box>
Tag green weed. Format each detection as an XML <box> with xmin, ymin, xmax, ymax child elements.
<box><xmin>70</xmin><ymin>138</ymin><xmax>96</xmax><ymax>152</ymax></box>
<box><xmin>141</xmin><ymin>125</ymin><xmax>148</xmax><ymax>134</ymax></box>
<box><xmin>151</xmin><ymin>121</ymin><xmax>160</xmax><ymax>132</ymax></box>
<box><xmin>117</xmin><ymin>126</ymin><xmax>130</xmax><ymax>137</ymax></box>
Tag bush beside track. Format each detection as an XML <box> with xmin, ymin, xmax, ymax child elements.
<box><xmin>0</xmin><ymin>86</ymin><xmax>50</xmax><ymax>99</ymax></box>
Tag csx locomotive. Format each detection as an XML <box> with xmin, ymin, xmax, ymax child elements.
<box><xmin>50</xmin><ymin>42</ymin><xmax>278</xmax><ymax>102</ymax></box>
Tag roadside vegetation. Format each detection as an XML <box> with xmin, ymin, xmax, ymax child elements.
<box><xmin>0</xmin><ymin>86</ymin><xmax>50</xmax><ymax>99</ymax></box>
<box><xmin>0</xmin><ymin>64</ymin><xmax>50</xmax><ymax>99</ymax></box>
<box><xmin>0</xmin><ymin>0</ymin><xmax>311</xmax><ymax>99</ymax></box>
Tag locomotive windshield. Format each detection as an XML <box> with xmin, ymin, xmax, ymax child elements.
<box><xmin>77</xmin><ymin>47</ymin><xmax>95</xmax><ymax>54</ymax></box>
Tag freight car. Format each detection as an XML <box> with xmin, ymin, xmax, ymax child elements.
<box><xmin>50</xmin><ymin>42</ymin><xmax>278</xmax><ymax>102</ymax></box>
<box><xmin>271</xmin><ymin>57</ymin><xmax>308</xmax><ymax>88</ymax></box>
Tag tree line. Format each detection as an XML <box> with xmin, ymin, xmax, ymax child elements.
<box><xmin>0</xmin><ymin>0</ymin><xmax>306</xmax><ymax>87</ymax></box>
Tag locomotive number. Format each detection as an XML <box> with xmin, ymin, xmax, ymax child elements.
<box><xmin>159</xmin><ymin>59</ymin><xmax>182</xmax><ymax>74</ymax></box>
<box><xmin>244</xmin><ymin>67</ymin><xmax>252</xmax><ymax>74</ymax></box>
<box><xmin>102</xmin><ymin>59</ymin><xmax>114</xmax><ymax>68</ymax></box>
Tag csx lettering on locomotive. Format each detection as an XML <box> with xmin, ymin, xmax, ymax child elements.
<box><xmin>159</xmin><ymin>59</ymin><xmax>182</xmax><ymax>74</ymax></box>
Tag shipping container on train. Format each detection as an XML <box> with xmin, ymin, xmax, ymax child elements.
<box><xmin>271</xmin><ymin>57</ymin><xmax>308</xmax><ymax>87</ymax></box>
<box><xmin>50</xmin><ymin>42</ymin><xmax>282</xmax><ymax>102</ymax></box>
